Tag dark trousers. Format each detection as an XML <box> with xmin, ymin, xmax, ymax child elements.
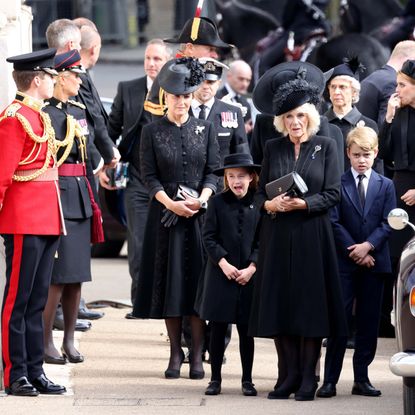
<box><xmin>1</xmin><ymin>234</ymin><xmax>60</xmax><ymax>387</ymax></box>
<box><xmin>323</xmin><ymin>269</ymin><xmax>384</xmax><ymax>383</ymax></box>
<box><xmin>124</xmin><ymin>168</ymin><xmax>149</xmax><ymax>302</ymax></box>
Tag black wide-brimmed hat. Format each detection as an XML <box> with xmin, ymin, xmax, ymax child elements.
<box><xmin>401</xmin><ymin>59</ymin><xmax>415</xmax><ymax>79</ymax></box>
<box><xmin>7</xmin><ymin>48</ymin><xmax>58</xmax><ymax>76</ymax></box>
<box><xmin>54</xmin><ymin>50</ymin><xmax>85</xmax><ymax>74</ymax></box>
<box><xmin>164</xmin><ymin>17</ymin><xmax>231</xmax><ymax>50</ymax></box>
<box><xmin>158</xmin><ymin>57</ymin><xmax>205</xmax><ymax>95</ymax></box>
<box><xmin>213</xmin><ymin>153</ymin><xmax>261</xmax><ymax>176</ymax></box>
<box><xmin>325</xmin><ymin>56</ymin><xmax>365</xmax><ymax>84</ymax></box>
<box><xmin>253</xmin><ymin>61</ymin><xmax>325</xmax><ymax>116</ymax></box>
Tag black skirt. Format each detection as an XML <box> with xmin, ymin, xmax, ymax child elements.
<box><xmin>52</xmin><ymin>218</ymin><xmax>92</xmax><ymax>284</ymax></box>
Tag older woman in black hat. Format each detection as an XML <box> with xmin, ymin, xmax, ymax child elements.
<box><xmin>196</xmin><ymin>153</ymin><xmax>261</xmax><ymax>397</ymax></box>
<box><xmin>132</xmin><ymin>57</ymin><xmax>219</xmax><ymax>380</ymax></box>
<box><xmin>324</xmin><ymin>57</ymin><xmax>381</xmax><ymax>173</ymax></box>
<box><xmin>42</xmin><ymin>50</ymin><xmax>102</xmax><ymax>365</ymax></box>
<box><xmin>379</xmin><ymin>59</ymin><xmax>415</xmax><ymax>259</ymax></box>
<box><xmin>249</xmin><ymin>62</ymin><xmax>347</xmax><ymax>401</ymax></box>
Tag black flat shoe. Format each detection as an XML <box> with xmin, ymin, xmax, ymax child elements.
<box><xmin>5</xmin><ymin>376</ymin><xmax>39</xmax><ymax>397</ymax></box>
<box><xmin>30</xmin><ymin>374</ymin><xmax>66</xmax><ymax>395</ymax></box>
<box><xmin>205</xmin><ymin>381</ymin><xmax>221</xmax><ymax>395</ymax></box>
<box><xmin>78</xmin><ymin>298</ymin><xmax>104</xmax><ymax>320</ymax></box>
<box><xmin>242</xmin><ymin>381</ymin><xmax>257</xmax><ymax>396</ymax></box>
<box><xmin>189</xmin><ymin>368</ymin><xmax>205</xmax><ymax>380</ymax></box>
<box><xmin>316</xmin><ymin>382</ymin><xmax>336</xmax><ymax>398</ymax></box>
<box><xmin>44</xmin><ymin>354</ymin><xmax>66</xmax><ymax>365</ymax></box>
<box><xmin>61</xmin><ymin>346</ymin><xmax>84</xmax><ymax>363</ymax></box>
<box><xmin>351</xmin><ymin>381</ymin><xmax>381</xmax><ymax>397</ymax></box>
<box><xmin>295</xmin><ymin>383</ymin><xmax>318</xmax><ymax>401</ymax></box>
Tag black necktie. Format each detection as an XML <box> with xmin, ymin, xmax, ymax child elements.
<box><xmin>357</xmin><ymin>174</ymin><xmax>365</xmax><ymax>207</ymax></box>
<box><xmin>199</xmin><ymin>104</ymin><xmax>206</xmax><ymax>120</ymax></box>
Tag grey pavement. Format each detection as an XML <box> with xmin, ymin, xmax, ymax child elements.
<box><xmin>0</xmin><ymin>257</ymin><xmax>404</xmax><ymax>414</ymax></box>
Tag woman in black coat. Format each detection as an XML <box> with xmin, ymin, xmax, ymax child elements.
<box><xmin>196</xmin><ymin>153</ymin><xmax>261</xmax><ymax>397</ymax></box>
<box><xmin>249</xmin><ymin>62</ymin><xmax>347</xmax><ymax>401</ymax></box>
<box><xmin>42</xmin><ymin>50</ymin><xmax>103</xmax><ymax>364</ymax></box>
<box><xmin>132</xmin><ymin>58</ymin><xmax>219</xmax><ymax>380</ymax></box>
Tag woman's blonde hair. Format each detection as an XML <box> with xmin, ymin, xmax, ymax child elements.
<box><xmin>273</xmin><ymin>102</ymin><xmax>320</xmax><ymax>137</ymax></box>
<box><xmin>346</xmin><ymin>125</ymin><xmax>378</xmax><ymax>151</ymax></box>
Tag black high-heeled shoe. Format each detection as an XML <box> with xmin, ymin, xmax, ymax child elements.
<box><xmin>61</xmin><ymin>345</ymin><xmax>84</xmax><ymax>364</ymax></box>
<box><xmin>165</xmin><ymin>350</ymin><xmax>185</xmax><ymax>379</ymax></box>
<box><xmin>267</xmin><ymin>378</ymin><xmax>301</xmax><ymax>399</ymax></box>
<box><xmin>44</xmin><ymin>353</ymin><xmax>66</xmax><ymax>365</ymax></box>
<box><xmin>294</xmin><ymin>383</ymin><xmax>318</xmax><ymax>401</ymax></box>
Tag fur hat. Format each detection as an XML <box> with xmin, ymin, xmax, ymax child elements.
<box><xmin>158</xmin><ymin>57</ymin><xmax>205</xmax><ymax>95</ymax></box>
<box><xmin>253</xmin><ymin>62</ymin><xmax>325</xmax><ymax>116</ymax></box>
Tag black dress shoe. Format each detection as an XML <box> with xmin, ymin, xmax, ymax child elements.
<box><xmin>5</xmin><ymin>376</ymin><xmax>39</xmax><ymax>396</ymax></box>
<box><xmin>295</xmin><ymin>383</ymin><xmax>318</xmax><ymax>401</ymax></box>
<box><xmin>242</xmin><ymin>381</ymin><xmax>257</xmax><ymax>396</ymax></box>
<box><xmin>165</xmin><ymin>351</ymin><xmax>185</xmax><ymax>378</ymax></box>
<box><xmin>61</xmin><ymin>345</ymin><xmax>84</xmax><ymax>363</ymax></box>
<box><xmin>316</xmin><ymin>382</ymin><xmax>337</xmax><ymax>398</ymax></box>
<box><xmin>44</xmin><ymin>354</ymin><xmax>66</xmax><ymax>365</ymax></box>
<box><xmin>78</xmin><ymin>298</ymin><xmax>104</xmax><ymax>320</ymax></box>
<box><xmin>53</xmin><ymin>310</ymin><xmax>92</xmax><ymax>332</ymax></box>
<box><xmin>352</xmin><ymin>381</ymin><xmax>381</xmax><ymax>397</ymax></box>
<box><xmin>267</xmin><ymin>379</ymin><xmax>300</xmax><ymax>399</ymax></box>
<box><xmin>189</xmin><ymin>368</ymin><xmax>205</xmax><ymax>380</ymax></box>
<box><xmin>125</xmin><ymin>312</ymin><xmax>138</xmax><ymax>319</ymax></box>
<box><xmin>30</xmin><ymin>374</ymin><xmax>66</xmax><ymax>395</ymax></box>
<box><xmin>205</xmin><ymin>381</ymin><xmax>221</xmax><ymax>395</ymax></box>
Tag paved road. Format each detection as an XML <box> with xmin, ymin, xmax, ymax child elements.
<box><xmin>1</xmin><ymin>257</ymin><xmax>402</xmax><ymax>415</ymax></box>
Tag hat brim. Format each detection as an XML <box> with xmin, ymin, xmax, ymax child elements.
<box><xmin>213</xmin><ymin>163</ymin><xmax>262</xmax><ymax>176</ymax></box>
<box><xmin>253</xmin><ymin>62</ymin><xmax>325</xmax><ymax>116</ymax></box>
<box><xmin>68</xmin><ymin>66</ymin><xmax>86</xmax><ymax>74</ymax></box>
<box><xmin>42</xmin><ymin>68</ymin><xmax>58</xmax><ymax>76</ymax></box>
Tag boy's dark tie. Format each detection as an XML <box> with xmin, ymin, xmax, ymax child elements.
<box><xmin>199</xmin><ymin>104</ymin><xmax>206</xmax><ymax>120</ymax></box>
<box><xmin>357</xmin><ymin>174</ymin><xmax>365</xmax><ymax>207</ymax></box>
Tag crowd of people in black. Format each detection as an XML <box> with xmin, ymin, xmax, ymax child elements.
<box><xmin>3</xmin><ymin>0</ymin><xmax>415</xmax><ymax>403</ymax></box>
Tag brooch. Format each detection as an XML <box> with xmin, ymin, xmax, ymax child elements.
<box><xmin>195</xmin><ymin>125</ymin><xmax>205</xmax><ymax>135</ymax></box>
<box><xmin>311</xmin><ymin>145</ymin><xmax>322</xmax><ymax>159</ymax></box>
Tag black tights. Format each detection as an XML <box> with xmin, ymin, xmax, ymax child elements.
<box><xmin>276</xmin><ymin>335</ymin><xmax>321</xmax><ymax>392</ymax></box>
<box><xmin>209</xmin><ymin>322</ymin><xmax>254</xmax><ymax>383</ymax></box>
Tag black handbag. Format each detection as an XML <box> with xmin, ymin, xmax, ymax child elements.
<box><xmin>265</xmin><ymin>171</ymin><xmax>308</xmax><ymax>199</ymax></box>
<box><xmin>161</xmin><ymin>184</ymin><xmax>207</xmax><ymax>228</ymax></box>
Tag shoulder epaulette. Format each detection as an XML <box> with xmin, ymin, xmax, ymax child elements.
<box><xmin>4</xmin><ymin>103</ymin><xmax>22</xmax><ymax>117</ymax></box>
<box><xmin>68</xmin><ymin>99</ymin><xmax>86</xmax><ymax>110</ymax></box>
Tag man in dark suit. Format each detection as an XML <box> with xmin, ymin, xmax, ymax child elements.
<box><xmin>317</xmin><ymin>126</ymin><xmax>396</xmax><ymax>398</ymax></box>
<box><xmin>216</xmin><ymin>59</ymin><xmax>253</xmax><ymax>137</ymax></box>
<box><xmin>192</xmin><ymin>57</ymin><xmax>249</xmax><ymax>168</ymax></box>
<box><xmin>107</xmin><ymin>39</ymin><xmax>170</xmax><ymax>309</ymax></box>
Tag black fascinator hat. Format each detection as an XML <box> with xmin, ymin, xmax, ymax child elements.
<box><xmin>158</xmin><ymin>57</ymin><xmax>206</xmax><ymax>95</ymax></box>
<box><xmin>253</xmin><ymin>61</ymin><xmax>325</xmax><ymax>116</ymax></box>
<box><xmin>325</xmin><ymin>56</ymin><xmax>365</xmax><ymax>84</ymax></box>
<box><xmin>401</xmin><ymin>59</ymin><xmax>415</xmax><ymax>80</ymax></box>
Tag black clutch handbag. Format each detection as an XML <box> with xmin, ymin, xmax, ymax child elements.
<box><xmin>265</xmin><ymin>171</ymin><xmax>308</xmax><ymax>199</ymax></box>
<box><xmin>161</xmin><ymin>184</ymin><xmax>207</xmax><ymax>228</ymax></box>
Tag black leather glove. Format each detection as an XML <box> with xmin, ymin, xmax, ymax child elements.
<box><xmin>161</xmin><ymin>208</ymin><xmax>179</xmax><ymax>228</ymax></box>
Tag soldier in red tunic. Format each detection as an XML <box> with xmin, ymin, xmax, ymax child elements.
<box><xmin>0</xmin><ymin>48</ymin><xmax>66</xmax><ymax>396</ymax></box>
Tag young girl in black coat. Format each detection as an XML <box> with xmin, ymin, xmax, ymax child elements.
<box><xmin>196</xmin><ymin>153</ymin><xmax>261</xmax><ymax>396</ymax></box>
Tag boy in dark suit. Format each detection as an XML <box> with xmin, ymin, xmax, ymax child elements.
<box><xmin>317</xmin><ymin>125</ymin><xmax>396</xmax><ymax>398</ymax></box>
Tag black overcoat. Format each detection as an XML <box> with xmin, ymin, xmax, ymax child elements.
<box><xmin>249</xmin><ymin>135</ymin><xmax>347</xmax><ymax>338</ymax></box>
<box><xmin>132</xmin><ymin>116</ymin><xmax>220</xmax><ymax>318</ymax></box>
<box><xmin>196</xmin><ymin>189</ymin><xmax>260</xmax><ymax>324</ymax></box>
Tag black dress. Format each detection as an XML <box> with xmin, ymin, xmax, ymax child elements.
<box><xmin>132</xmin><ymin>116</ymin><xmax>219</xmax><ymax>318</ymax></box>
<box><xmin>44</xmin><ymin>98</ymin><xmax>93</xmax><ymax>284</ymax></box>
<box><xmin>196</xmin><ymin>189</ymin><xmax>261</xmax><ymax>324</ymax></box>
<box><xmin>379</xmin><ymin>106</ymin><xmax>415</xmax><ymax>258</ymax></box>
<box><xmin>249</xmin><ymin>135</ymin><xmax>347</xmax><ymax>338</ymax></box>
